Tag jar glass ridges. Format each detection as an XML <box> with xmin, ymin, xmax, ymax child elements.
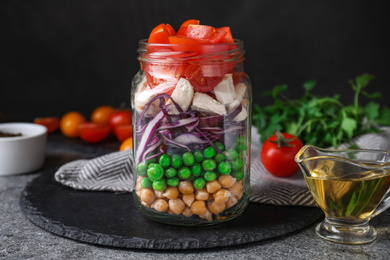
<box><xmin>131</xmin><ymin>39</ymin><xmax>252</xmax><ymax>225</ymax></box>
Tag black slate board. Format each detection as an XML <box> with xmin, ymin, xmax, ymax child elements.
<box><xmin>20</xmin><ymin>168</ymin><xmax>323</xmax><ymax>250</ymax></box>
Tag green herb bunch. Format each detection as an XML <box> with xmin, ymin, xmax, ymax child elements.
<box><xmin>253</xmin><ymin>73</ymin><xmax>390</xmax><ymax>148</ymax></box>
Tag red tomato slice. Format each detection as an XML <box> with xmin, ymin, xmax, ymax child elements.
<box><xmin>115</xmin><ymin>124</ymin><xmax>133</xmax><ymax>142</ymax></box>
<box><xmin>34</xmin><ymin>116</ymin><xmax>60</xmax><ymax>134</ymax></box>
<box><xmin>148</xmin><ymin>23</ymin><xmax>171</xmax><ymax>44</ymax></box>
<box><xmin>143</xmin><ymin>61</ymin><xmax>183</xmax><ymax>95</ymax></box>
<box><xmin>176</xmin><ymin>19</ymin><xmax>200</xmax><ymax>36</ymax></box>
<box><xmin>217</xmin><ymin>27</ymin><xmax>234</xmax><ymax>43</ymax></box>
<box><xmin>185</xmin><ymin>64</ymin><xmax>223</xmax><ymax>92</ymax></box>
<box><xmin>187</xmin><ymin>25</ymin><xmax>227</xmax><ymax>44</ymax></box>
<box><xmin>79</xmin><ymin>122</ymin><xmax>110</xmax><ymax>143</ymax></box>
<box><xmin>168</xmin><ymin>35</ymin><xmax>209</xmax><ymax>53</ymax></box>
<box><xmin>165</xmin><ymin>24</ymin><xmax>176</xmax><ymax>36</ymax></box>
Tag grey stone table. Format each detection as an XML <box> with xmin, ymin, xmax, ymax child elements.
<box><xmin>1</xmin><ymin>135</ymin><xmax>390</xmax><ymax>260</ymax></box>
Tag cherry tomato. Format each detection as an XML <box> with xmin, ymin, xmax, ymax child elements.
<box><xmin>91</xmin><ymin>105</ymin><xmax>115</xmax><ymax>126</ymax></box>
<box><xmin>109</xmin><ymin>109</ymin><xmax>132</xmax><ymax>134</ymax></box>
<box><xmin>60</xmin><ymin>111</ymin><xmax>86</xmax><ymax>138</ymax></box>
<box><xmin>260</xmin><ymin>131</ymin><xmax>304</xmax><ymax>177</ymax></box>
<box><xmin>34</xmin><ymin>116</ymin><xmax>60</xmax><ymax>134</ymax></box>
<box><xmin>176</xmin><ymin>19</ymin><xmax>200</xmax><ymax>36</ymax></box>
<box><xmin>186</xmin><ymin>25</ymin><xmax>227</xmax><ymax>44</ymax></box>
<box><xmin>79</xmin><ymin>122</ymin><xmax>110</xmax><ymax>143</ymax></box>
<box><xmin>119</xmin><ymin>137</ymin><xmax>133</xmax><ymax>151</ymax></box>
<box><xmin>115</xmin><ymin>124</ymin><xmax>133</xmax><ymax>142</ymax></box>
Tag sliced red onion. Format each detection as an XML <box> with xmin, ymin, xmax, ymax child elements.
<box><xmin>173</xmin><ymin>133</ymin><xmax>208</xmax><ymax>145</ymax></box>
<box><xmin>136</xmin><ymin>110</ymin><xmax>165</xmax><ymax>164</ymax></box>
<box><xmin>157</xmin><ymin>117</ymin><xmax>199</xmax><ymax>131</ymax></box>
<box><xmin>161</xmin><ymin>135</ymin><xmax>191</xmax><ymax>151</ymax></box>
<box><xmin>142</xmin><ymin>139</ymin><xmax>162</xmax><ymax>162</ymax></box>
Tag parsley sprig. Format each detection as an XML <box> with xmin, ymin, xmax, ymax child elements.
<box><xmin>253</xmin><ymin>73</ymin><xmax>390</xmax><ymax>148</ymax></box>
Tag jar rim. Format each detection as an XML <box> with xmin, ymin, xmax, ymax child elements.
<box><xmin>138</xmin><ymin>38</ymin><xmax>244</xmax><ymax>47</ymax></box>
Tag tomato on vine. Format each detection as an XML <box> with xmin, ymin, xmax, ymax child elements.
<box><xmin>260</xmin><ymin>131</ymin><xmax>303</xmax><ymax>177</ymax></box>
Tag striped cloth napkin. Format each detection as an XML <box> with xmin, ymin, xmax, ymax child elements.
<box><xmin>54</xmin><ymin>126</ymin><xmax>390</xmax><ymax>207</ymax></box>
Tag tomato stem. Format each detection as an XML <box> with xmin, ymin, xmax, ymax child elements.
<box><xmin>269</xmin><ymin>130</ymin><xmax>297</xmax><ymax>149</ymax></box>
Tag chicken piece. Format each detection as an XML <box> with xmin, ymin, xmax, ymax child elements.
<box><xmin>191</xmin><ymin>92</ymin><xmax>226</xmax><ymax>115</ymax></box>
<box><xmin>234</xmin><ymin>82</ymin><xmax>247</xmax><ymax>102</ymax></box>
<box><xmin>166</xmin><ymin>78</ymin><xmax>194</xmax><ymax>114</ymax></box>
<box><xmin>134</xmin><ymin>76</ymin><xmax>159</xmax><ymax>115</ymax></box>
<box><xmin>213</xmin><ymin>74</ymin><xmax>236</xmax><ymax>104</ymax></box>
<box><xmin>225</xmin><ymin>100</ymin><xmax>247</xmax><ymax>122</ymax></box>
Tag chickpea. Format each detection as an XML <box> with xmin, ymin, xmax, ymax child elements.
<box><xmin>141</xmin><ymin>201</ymin><xmax>151</xmax><ymax>208</ymax></box>
<box><xmin>178</xmin><ymin>180</ymin><xmax>194</xmax><ymax>195</ymax></box>
<box><xmin>168</xmin><ymin>198</ymin><xmax>186</xmax><ymax>215</ymax></box>
<box><xmin>182</xmin><ymin>206</ymin><xmax>194</xmax><ymax>217</ymax></box>
<box><xmin>154</xmin><ymin>190</ymin><xmax>164</xmax><ymax>199</ymax></box>
<box><xmin>182</xmin><ymin>193</ymin><xmax>195</xmax><ymax>207</ymax></box>
<box><xmin>190</xmin><ymin>200</ymin><xmax>207</xmax><ymax>215</ymax></box>
<box><xmin>213</xmin><ymin>189</ymin><xmax>231</xmax><ymax>204</ymax></box>
<box><xmin>136</xmin><ymin>190</ymin><xmax>142</xmax><ymax>198</ymax></box>
<box><xmin>163</xmin><ymin>186</ymin><xmax>179</xmax><ymax>200</ymax></box>
<box><xmin>195</xmin><ymin>188</ymin><xmax>209</xmax><ymax>201</ymax></box>
<box><xmin>136</xmin><ymin>177</ymin><xmax>143</xmax><ymax>191</ymax></box>
<box><xmin>151</xmin><ymin>199</ymin><xmax>169</xmax><ymax>212</ymax></box>
<box><xmin>228</xmin><ymin>182</ymin><xmax>243</xmax><ymax>199</ymax></box>
<box><xmin>140</xmin><ymin>188</ymin><xmax>155</xmax><ymax>204</ymax></box>
<box><xmin>206</xmin><ymin>180</ymin><xmax>221</xmax><ymax>194</ymax></box>
<box><xmin>218</xmin><ymin>175</ymin><xmax>236</xmax><ymax>188</ymax></box>
<box><xmin>199</xmin><ymin>209</ymin><xmax>213</xmax><ymax>221</ymax></box>
<box><xmin>226</xmin><ymin>195</ymin><xmax>238</xmax><ymax>208</ymax></box>
<box><xmin>208</xmin><ymin>200</ymin><xmax>226</xmax><ymax>215</ymax></box>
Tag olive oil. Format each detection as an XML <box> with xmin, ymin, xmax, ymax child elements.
<box><xmin>304</xmin><ymin>160</ymin><xmax>390</xmax><ymax>221</ymax></box>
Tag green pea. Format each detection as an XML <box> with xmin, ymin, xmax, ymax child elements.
<box><xmin>182</xmin><ymin>152</ymin><xmax>195</xmax><ymax>166</ymax></box>
<box><xmin>137</xmin><ymin>162</ymin><xmax>148</xmax><ymax>175</ymax></box>
<box><xmin>231</xmin><ymin>158</ymin><xmax>244</xmax><ymax>171</ymax></box>
<box><xmin>231</xmin><ymin>169</ymin><xmax>245</xmax><ymax>182</ymax></box>
<box><xmin>226</xmin><ymin>148</ymin><xmax>238</xmax><ymax>160</ymax></box>
<box><xmin>140</xmin><ymin>177</ymin><xmax>152</xmax><ymax>189</ymax></box>
<box><xmin>194</xmin><ymin>150</ymin><xmax>204</xmax><ymax>163</ymax></box>
<box><xmin>215</xmin><ymin>153</ymin><xmax>226</xmax><ymax>163</ymax></box>
<box><xmin>202</xmin><ymin>158</ymin><xmax>217</xmax><ymax>171</ymax></box>
<box><xmin>171</xmin><ymin>154</ymin><xmax>183</xmax><ymax>169</ymax></box>
<box><xmin>165</xmin><ymin>167</ymin><xmax>177</xmax><ymax>178</ymax></box>
<box><xmin>148</xmin><ymin>163</ymin><xmax>158</xmax><ymax>169</ymax></box>
<box><xmin>218</xmin><ymin>161</ymin><xmax>232</xmax><ymax>175</ymax></box>
<box><xmin>178</xmin><ymin>167</ymin><xmax>191</xmax><ymax>179</ymax></box>
<box><xmin>204</xmin><ymin>171</ymin><xmax>217</xmax><ymax>182</ymax></box>
<box><xmin>191</xmin><ymin>163</ymin><xmax>202</xmax><ymax>177</ymax></box>
<box><xmin>235</xmin><ymin>143</ymin><xmax>247</xmax><ymax>152</ymax></box>
<box><xmin>203</xmin><ymin>146</ymin><xmax>216</xmax><ymax>158</ymax></box>
<box><xmin>193</xmin><ymin>177</ymin><xmax>206</xmax><ymax>190</ymax></box>
<box><xmin>215</xmin><ymin>142</ymin><xmax>225</xmax><ymax>152</ymax></box>
<box><xmin>159</xmin><ymin>154</ymin><xmax>171</xmax><ymax>168</ymax></box>
<box><xmin>153</xmin><ymin>179</ymin><xmax>167</xmax><ymax>191</ymax></box>
<box><xmin>167</xmin><ymin>177</ymin><xmax>179</xmax><ymax>187</ymax></box>
<box><xmin>147</xmin><ymin>164</ymin><xmax>164</xmax><ymax>181</ymax></box>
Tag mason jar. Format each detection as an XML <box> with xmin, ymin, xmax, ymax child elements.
<box><xmin>131</xmin><ymin>39</ymin><xmax>252</xmax><ymax>226</ymax></box>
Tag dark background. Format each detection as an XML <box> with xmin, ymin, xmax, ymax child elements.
<box><xmin>1</xmin><ymin>0</ymin><xmax>389</xmax><ymax>122</ymax></box>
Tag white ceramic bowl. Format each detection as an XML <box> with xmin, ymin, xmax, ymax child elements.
<box><xmin>0</xmin><ymin>123</ymin><xmax>47</xmax><ymax>176</ymax></box>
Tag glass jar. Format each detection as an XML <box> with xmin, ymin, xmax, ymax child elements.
<box><xmin>131</xmin><ymin>39</ymin><xmax>252</xmax><ymax>226</ymax></box>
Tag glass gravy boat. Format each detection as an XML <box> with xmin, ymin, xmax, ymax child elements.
<box><xmin>295</xmin><ymin>145</ymin><xmax>390</xmax><ymax>244</ymax></box>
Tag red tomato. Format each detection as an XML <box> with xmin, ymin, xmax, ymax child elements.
<box><xmin>168</xmin><ymin>35</ymin><xmax>209</xmax><ymax>53</ymax></box>
<box><xmin>176</xmin><ymin>19</ymin><xmax>200</xmax><ymax>36</ymax></box>
<box><xmin>148</xmin><ymin>23</ymin><xmax>171</xmax><ymax>43</ymax></box>
<box><xmin>185</xmin><ymin>64</ymin><xmax>223</xmax><ymax>92</ymax></box>
<box><xmin>217</xmin><ymin>27</ymin><xmax>234</xmax><ymax>43</ymax></box>
<box><xmin>187</xmin><ymin>25</ymin><xmax>227</xmax><ymax>44</ymax></box>
<box><xmin>109</xmin><ymin>109</ymin><xmax>132</xmax><ymax>134</ymax></box>
<box><xmin>261</xmin><ymin>132</ymin><xmax>304</xmax><ymax>177</ymax></box>
<box><xmin>79</xmin><ymin>122</ymin><xmax>110</xmax><ymax>143</ymax></box>
<box><xmin>115</xmin><ymin>124</ymin><xmax>133</xmax><ymax>142</ymax></box>
<box><xmin>34</xmin><ymin>116</ymin><xmax>60</xmax><ymax>134</ymax></box>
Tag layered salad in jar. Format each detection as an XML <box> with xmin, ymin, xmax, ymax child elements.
<box><xmin>131</xmin><ymin>19</ymin><xmax>251</xmax><ymax>225</ymax></box>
